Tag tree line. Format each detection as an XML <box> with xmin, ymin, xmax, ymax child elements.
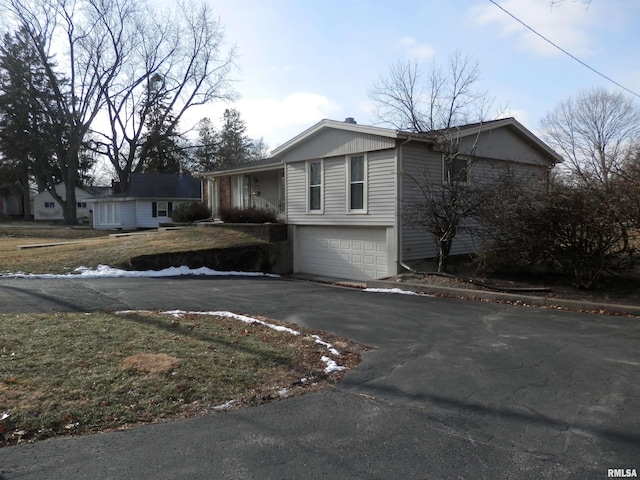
<box><xmin>0</xmin><ymin>0</ymin><xmax>264</xmax><ymax>224</ymax></box>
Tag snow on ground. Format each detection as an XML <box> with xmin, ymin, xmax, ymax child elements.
<box><xmin>118</xmin><ymin>309</ymin><xmax>347</xmax><ymax>374</ymax></box>
<box><xmin>1</xmin><ymin>265</ymin><xmax>280</xmax><ymax>279</ymax></box>
<box><xmin>363</xmin><ymin>288</ymin><xmax>421</xmax><ymax>296</ymax></box>
<box><xmin>162</xmin><ymin>310</ymin><xmax>301</xmax><ymax>336</ymax></box>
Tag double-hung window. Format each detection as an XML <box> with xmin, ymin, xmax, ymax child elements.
<box><xmin>444</xmin><ymin>156</ymin><xmax>468</xmax><ymax>183</ymax></box>
<box><xmin>308</xmin><ymin>160</ymin><xmax>323</xmax><ymax>212</ymax></box>
<box><xmin>152</xmin><ymin>201</ymin><xmax>172</xmax><ymax>218</ymax></box>
<box><xmin>348</xmin><ymin>154</ymin><xmax>366</xmax><ymax>212</ymax></box>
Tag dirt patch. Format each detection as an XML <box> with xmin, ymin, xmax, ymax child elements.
<box><xmin>122</xmin><ymin>353</ymin><xmax>182</xmax><ymax>374</ymax></box>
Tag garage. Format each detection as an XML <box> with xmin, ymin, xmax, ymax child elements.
<box><xmin>297</xmin><ymin>226</ymin><xmax>389</xmax><ymax>280</ymax></box>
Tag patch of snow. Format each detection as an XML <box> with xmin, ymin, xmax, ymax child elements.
<box><xmin>213</xmin><ymin>399</ymin><xmax>237</xmax><ymax>411</ymax></box>
<box><xmin>277</xmin><ymin>388</ymin><xmax>289</xmax><ymax>396</ymax></box>
<box><xmin>162</xmin><ymin>310</ymin><xmax>301</xmax><ymax>336</ymax></box>
<box><xmin>363</xmin><ymin>288</ymin><xmax>420</xmax><ymax>295</ymax></box>
<box><xmin>2</xmin><ymin>265</ymin><xmax>280</xmax><ymax>279</ymax></box>
<box><xmin>312</xmin><ymin>334</ymin><xmax>340</xmax><ymax>356</ymax></box>
<box><xmin>321</xmin><ymin>356</ymin><xmax>346</xmax><ymax>374</ymax></box>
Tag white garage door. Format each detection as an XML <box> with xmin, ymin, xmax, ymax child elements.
<box><xmin>298</xmin><ymin>226</ymin><xmax>388</xmax><ymax>280</ymax></box>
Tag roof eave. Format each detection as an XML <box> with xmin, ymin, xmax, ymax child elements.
<box><xmin>196</xmin><ymin>161</ymin><xmax>284</xmax><ymax>178</ymax></box>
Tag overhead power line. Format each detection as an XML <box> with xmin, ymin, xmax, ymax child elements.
<box><xmin>488</xmin><ymin>0</ymin><xmax>640</xmax><ymax>99</ymax></box>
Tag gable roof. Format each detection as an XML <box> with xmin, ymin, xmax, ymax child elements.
<box><xmin>271</xmin><ymin>119</ymin><xmax>398</xmax><ymax>157</ymax></box>
<box><xmin>402</xmin><ymin>117</ymin><xmax>562</xmax><ymax>163</ymax></box>
<box><xmin>270</xmin><ymin>117</ymin><xmax>562</xmax><ymax>164</ymax></box>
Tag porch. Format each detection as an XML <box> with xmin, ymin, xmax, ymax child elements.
<box><xmin>200</xmin><ymin>159</ymin><xmax>285</xmax><ymax>221</ymax></box>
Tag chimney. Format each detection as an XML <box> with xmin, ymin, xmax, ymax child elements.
<box><xmin>344</xmin><ymin>117</ymin><xmax>357</xmax><ymax>124</ymax></box>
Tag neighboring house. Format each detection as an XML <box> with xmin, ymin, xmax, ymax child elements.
<box><xmin>34</xmin><ymin>183</ymin><xmax>105</xmax><ymax>223</ymax></box>
<box><xmin>199</xmin><ymin>117</ymin><xmax>561</xmax><ymax>281</ymax></box>
<box><xmin>91</xmin><ymin>174</ymin><xmax>201</xmax><ymax>230</ymax></box>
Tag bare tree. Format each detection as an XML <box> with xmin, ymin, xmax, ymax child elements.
<box><xmin>0</xmin><ymin>0</ymin><xmax>147</xmax><ymax>222</ymax></box>
<box><xmin>0</xmin><ymin>0</ymin><xmax>235</xmax><ymax>225</ymax></box>
<box><xmin>370</xmin><ymin>52</ymin><xmax>495</xmax><ymax>272</ymax></box>
<box><xmin>369</xmin><ymin>51</ymin><xmax>491</xmax><ymax>132</ymax></box>
<box><xmin>90</xmin><ymin>1</ymin><xmax>236</xmax><ymax>191</ymax></box>
<box><xmin>540</xmin><ymin>87</ymin><xmax>640</xmax><ymax>188</ymax></box>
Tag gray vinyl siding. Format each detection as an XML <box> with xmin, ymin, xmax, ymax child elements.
<box><xmin>280</xmin><ymin>129</ymin><xmax>395</xmax><ymax>163</ymax></box>
<box><xmin>400</xmin><ymin>141</ymin><xmax>551</xmax><ymax>261</ymax></box>
<box><xmin>285</xmin><ymin>148</ymin><xmax>397</xmax><ymax>226</ymax></box>
<box><xmin>400</xmin><ymin>143</ymin><xmax>442</xmax><ymax>260</ymax></box>
<box><xmin>120</xmin><ymin>202</ymin><xmax>137</xmax><ymax>228</ymax></box>
<box><xmin>456</xmin><ymin>127</ymin><xmax>555</xmax><ymax>166</ymax></box>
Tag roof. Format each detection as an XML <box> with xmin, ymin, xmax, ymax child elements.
<box><xmin>92</xmin><ymin>174</ymin><xmax>201</xmax><ymax>201</ymax></box>
<box><xmin>270</xmin><ymin>117</ymin><xmax>562</xmax><ymax>164</ymax></box>
<box><xmin>195</xmin><ymin>157</ymin><xmax>284</xmax><ymax>178</ymax></box>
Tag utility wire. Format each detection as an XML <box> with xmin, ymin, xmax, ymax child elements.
<box><xmin>488</xmin><ymin>0</ymin><xmax>640</xmax><ymax>99</ymax></box>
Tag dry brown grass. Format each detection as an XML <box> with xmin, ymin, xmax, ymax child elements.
<box><xmin>0</xmin><ymin>310</ymin><xmax>366</xmax><ymax>446</ymax></box>
<box><xmin>122</xmin><ymin>353</ymin><xmax>182</xmax><ymax>374</ymax></box>
<box><xmin>0</xmin><ymin>225</ymin><xmax>262</xmax><ymax>274</ymax></box>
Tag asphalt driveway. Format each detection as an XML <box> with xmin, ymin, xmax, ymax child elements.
<box><xmin>0</xmin><ymin>276</ymin><xmax>639</xmax><ymax>479</ymax></box>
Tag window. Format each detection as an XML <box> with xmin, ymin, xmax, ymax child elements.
<box><xmin>348</xmin><ymin>155</ymin><xmax>366</xmax><ymax>212</ymax></box>
<box><xmin>44</xmin><ymin>202</ymin><xmax>55</xmax><ymax>208</ymax></box>
<box><xmin>308</xmin><ymin>160</ymin><xmax>323</xmax><ymax>212</ymax></box>
<box><xmin>152</xmin><ymin>201</ymin><xmax>172</xmax><ymax>218</ymax></box>
<box><xmin>99</xmin><ymin>203</ymin><xmax>119</xmax><ymax>225</ymax></box>
<box><xmin>77</xmin><ymin>202</ymin><xmax>87</xmax><ymax>208</ymax></box>
<box><xmin>445</xmin><ymin>157</ymin><xmax>468</xmax><ymax>183</ymax></box>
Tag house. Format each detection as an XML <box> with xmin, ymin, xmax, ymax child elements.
<box><xmin>33</xmin><ymin>183</ymin><xmax>107</xmax><ymax>223</ymax></box>
<box><xmin>199</xmin><ymin>117</ymin><xmax>561</xmax><ymax>281</ymax></box>
<box><xmin>91</xmin><ymin>173</ymin><xmax>201</xmax><ymax>230</ymax></box>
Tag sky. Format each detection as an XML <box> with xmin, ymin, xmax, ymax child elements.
<box><xmin>187</xmin><ymin>0</ymin><xmax>640</xmax><ymax>152</ymax></box>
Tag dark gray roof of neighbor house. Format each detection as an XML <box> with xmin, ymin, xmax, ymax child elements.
<box><xmin>83</xmin><ymin>185</ymin><xmax>112</xmax><ymax>197</ymax></box>
<box><xmin>94</xmin><ymin>174</ymin><xmax>201</xmax><ymax>201</ymax></box>
<box><xmin>128</xmin><ymin>174</ymin><xmax>201</xmax><ymax>199</ymax></box>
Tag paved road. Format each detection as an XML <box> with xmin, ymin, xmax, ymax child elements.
<box><xmin>0</xmin><ymin>276</ymin><xmax>639</xmax><ymax>479</ymax></box>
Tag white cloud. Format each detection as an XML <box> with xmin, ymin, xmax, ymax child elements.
<box><xmin>180</xmin><ymin>92</ymin><xmax>340</xmax><ymax>151</ymax></box>
<box><xmin>397</xmin><ymin>36</ymin><xmax>435</xmax><ymax>60</ymax></box>
<box><xmin>501</xmin><ymin>108</ymin><xmax>531</xmax><ymax>127</ymax></box>
<box><xmin>237</xmin><ymin>92</ymin><xmax>341</xmax><ymax>149</ymax></box>
<box><xmin>470</xmin><ymin>0</ymin><xmax>596</xmax><ymax>57</ymax></box>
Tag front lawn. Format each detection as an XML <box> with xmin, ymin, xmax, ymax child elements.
<box><xmin>0</xmin><ymin>226</ymin><xmax>261</xmax><ymax>275</ymax></box>
<box><xmin>0</xmin><ymin>310</ymin><xmax>364</xmax><ymax>446</ymax></box>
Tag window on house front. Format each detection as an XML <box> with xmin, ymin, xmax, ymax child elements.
<box><xmin>348</xmin><ymin>155</ymin><xmax>366</xmax><ymax>212</ymax></box>
<box><xmin>308</xmin><ymin>160</ymin><xmax>322</xmax><ymax>212</ymax></box>
<box><xmin>99</xmin><ymin>203</ymin><xmax>119</xmax><ymax>225</ymax></box>
<box><xmin>77</xmin><ymin>202</ymin><xmax>87</xmax><ymax>208</ymax></box>
<box><xmin>445</xmin><ymin>157</ymin><xmax>468</xmax><ymax>183</ymax></box>
<box><xmin>152</xmin><ymin>201</ymin><xmax>172</xmax><ymax>218</ymax></box>
<box><xmin>44</xmin><ymin>202</ymin><xmax>55</xmax><ymax>208</ymax></box>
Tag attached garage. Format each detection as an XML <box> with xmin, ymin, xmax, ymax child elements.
<box><xmin>297</xmin><ymin>226</ymin><xmax>389</xmax><ymax>280</ymax></box>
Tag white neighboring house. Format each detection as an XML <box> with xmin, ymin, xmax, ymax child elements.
<box><xmin>33</xmin><ymin>183</ymin><xmax>103</xmax><ymax>223</ymax></box>
<box><xmin>91</xmin><ymin>173</ymin><xmax>201</xmax><ymax>230</ymax></box>
<box><xmin>199</xmin><ymin>117</ymin><xmax>562</xmax><ymax>281</ymax></box>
